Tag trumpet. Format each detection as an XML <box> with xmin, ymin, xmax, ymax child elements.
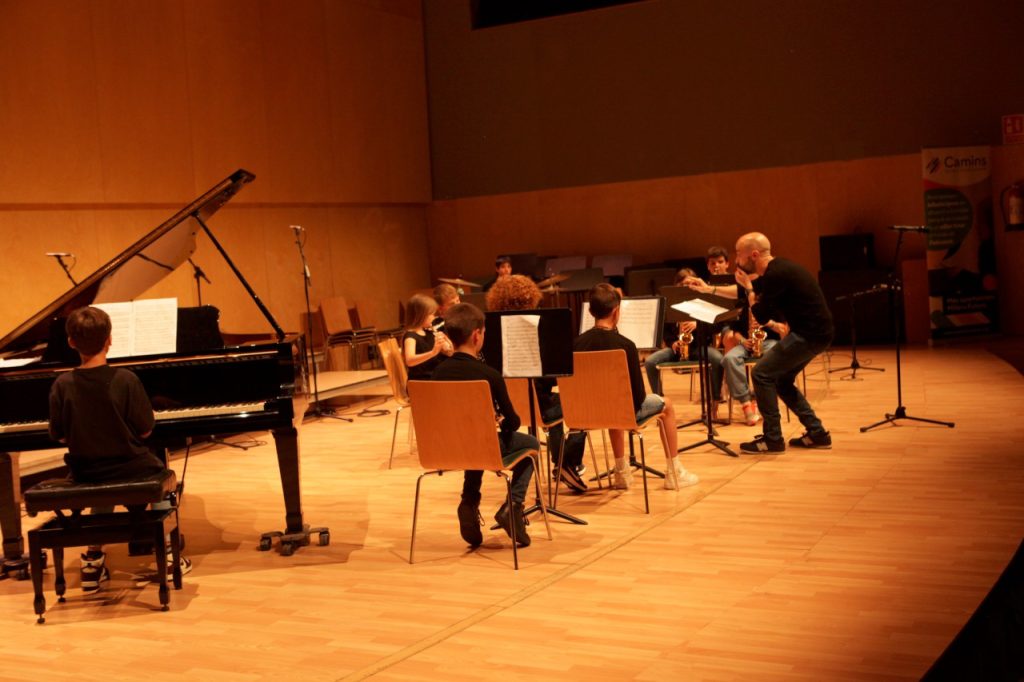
<box><xmin>677</xmin><ymin>329</ymin><xmax>694</xmax><ymax>360</ymax></box>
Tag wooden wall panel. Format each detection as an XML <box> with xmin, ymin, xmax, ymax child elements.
<box><xmin>182</xmin><ymin>0</ymin><xmax>271</xmax><ymax>200</ymax></box>
<box><xmin>0</xmin><ymin>1</ymin><xmax>103</xmax><ymax>202</ymax></box>
<box><xmin>0</xmin><ymin>0</ymin><xmax>432</xmax><ymax>341</ymax></box>
<box><xmin>91</xmin><ymin>0</ymin><xmax>196</xmax><ymax>202</ymax></box>
<box><xmin>425</xmin><ymin>153</ymin><xmax>928</xmax><ymax>284</ymax></box>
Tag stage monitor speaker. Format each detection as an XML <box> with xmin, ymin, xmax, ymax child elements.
<box><xmin>819</xmin><ymin>234</ymin><xmax>875</xmax><ymax>271</ymax></box>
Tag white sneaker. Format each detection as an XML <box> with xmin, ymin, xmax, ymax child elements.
<box><xmin>611</xmin><ymin>461</ymin><xmax>633</xmax><ymax>489</ymax></box>
<box><xmin>664</xmin><ymin>458</ymin><xmax>699</xmax><ymax>490</ymax></box>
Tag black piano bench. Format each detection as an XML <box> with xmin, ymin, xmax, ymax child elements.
<box><xmin>23</xmin><ymin>469</ymin><xmax>182</xmax><ymax>624</ymax></box>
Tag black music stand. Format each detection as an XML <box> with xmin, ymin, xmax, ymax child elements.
<box><xmin>671</xmin><ymin>289</ymin><xmax>742</xmax><ymax>457</ymax></box>
<box><xmin>481</xmin><ymin>308</ymin><xmax>584</xmax><ymax>525</ymax></box>
<box><xmin>291</xmin><ymin>227</ymin><xmax>351</xmax><ymax>423</ymax></box>
<box><xmin>830</xmin><ymin>287</ymin><xmax>886</xmax><ymax>380</ymax></box>
<box><xmin>861</xmin><ymin>228</ymin><xmax>954</xmax><ymax>432</ymax></box>
<box><xmin>581</xmin><ymin>295</ymin><xmax>669</xmax><ymax>481</ymax></box>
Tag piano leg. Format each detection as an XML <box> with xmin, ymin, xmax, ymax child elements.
<box><xmin>258</xmin><ymin>427</ymin><xmax>329</xmax><ymax>556</ymax></box>
<box><xmin>0</xmin><ymin>451</ymin><xmax>29</xmax><ymax>579</ymax></box>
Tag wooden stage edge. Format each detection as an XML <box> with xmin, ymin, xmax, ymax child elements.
<box><xmin>1</xmin><ymin>346</ymin><xmax>1021</xmax><ymax>681</ymax></box>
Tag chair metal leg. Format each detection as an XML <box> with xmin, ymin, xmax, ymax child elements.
<box><xmin>409</xmin><ymin>470</ymin><xmax>437</xmax><ymax>564</ymax></box>
<box><xmin>388</xmin><ymin>405</ymin><xmax>404</xmax><ymax>469</ymax></box>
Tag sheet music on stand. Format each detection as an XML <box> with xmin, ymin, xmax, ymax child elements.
<box><xmin>578</xmin><ymin>296</ymin><xmax>665</xmax><ymax>350</ymax></box>
<box><xmin>483</xmin><ymin>308</ymin><xmax>573</xmax><ymax>378</ymax></box>
<box><xmin>93</xmin><ymin>297</ymin><xmax>178</xmax><ymax>358</ymax></box>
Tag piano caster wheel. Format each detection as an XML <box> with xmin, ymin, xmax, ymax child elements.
<box><xmin>258</xmin><ymin>537</ymin><xmax>273</xmax><ymax>552</ymax></box>
<box><xmin>280</xmin><ymin>542</ymin><xmax>295</xmax><ymax>557</ymax></box>
<box><xmin>58</xmin><ymin>596</ymin><xmax>66</xmax><ymax>603</ymax></box>
<box><xmin>37</xmin><ymin>616</ymin><xmax>45</xmax><ymax>625</ymax></box>
<box><xmin>318</xmin><ymin>531</ymin><xmax>330</xmax><ymax>547</ymax></box>
<box><xmin>15</xmin><ymin>566</ymin><xmax>29</xmax><ymax>581</ymax></box>
<box><xmin>161</xmin><ymin>605</ymin><xmax>169</xmax><ymax>612</ymax></box>
<box><xmin>300</xmin><ymin>535</ymin><xmax>310</xmax><ymax>547</ymax></box>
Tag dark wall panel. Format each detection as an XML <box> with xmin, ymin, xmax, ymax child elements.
<box><xmin>424</xmin><ymin>1</ymin><xmax>1024</xmax><ymax>199</ymax></box>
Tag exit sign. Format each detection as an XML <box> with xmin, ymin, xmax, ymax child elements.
<box><xmin>1004</xmin><ymin>114</ymin><xmax>1024</xmax><ymax>145</ymax></box>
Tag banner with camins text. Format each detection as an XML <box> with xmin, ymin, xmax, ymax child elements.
<box><xmin>922</xmin><ymin>146</ymin><xmax>998</xmax><ymax>339</ymax></box>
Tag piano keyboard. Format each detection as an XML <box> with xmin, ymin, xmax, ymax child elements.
<box><xmin>0</xmin><ymin>401</ymin><xmax>268</xmax><ymax>434</ymax></box>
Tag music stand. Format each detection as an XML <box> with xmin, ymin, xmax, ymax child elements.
<box><xmin>670</xmin><ymin>289</ymin><xmax>742</xmax><ymax>457</ymax></box>
<box><xmin>481</xmin><ymin>308</ymin><xmax>584</xmax><ymax>525</ymax></box>
<box><xmin>861</xmin><ymin>228</ymin><xmax>954</xmax><ymax>431</ymax></box>
<box><xmin>830</xmin><ymin>287</ymin><xmax>886</xmax><ymax>380</ymax></box>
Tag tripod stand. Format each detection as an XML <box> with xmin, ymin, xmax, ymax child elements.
<box><xmin>292</xmin><ymin>226</ymin><xmax>351</xmax><ymax>423</ymax></box>
<box><xmin>830</xmin><ymin>287</ymin><xmax>886</xmax><ymax>381</ymax></box>
<box><xmin>861</xmin><ymin>229</ymin><xmax>954</xmax><ymax>432</ymax></box>
<box><xmin>678</xmin><ymin>321</ymin><xmax>738</xmax><ymax>457</ymax></box>
<box><xmin>522</xmin><ymin>378</ymin><xmax>586</xmax><ymax>526</ymax></box>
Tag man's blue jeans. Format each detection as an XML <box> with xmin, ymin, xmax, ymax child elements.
<box><xmin>751</xmin><ymin>332</ymin><xmax>828</xmax><ymax>442</ymax></box>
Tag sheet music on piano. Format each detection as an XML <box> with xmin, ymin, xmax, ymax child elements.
<box><xmin>94</xmin><ymin>298</ymin><xmax>178</xmax><ymax>358</ymax></box>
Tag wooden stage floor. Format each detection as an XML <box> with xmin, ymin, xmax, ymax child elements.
<box><xmin>1</xmin><ymin>346</ymin><xmax>1021</xmax><ymax>680</ymax></box>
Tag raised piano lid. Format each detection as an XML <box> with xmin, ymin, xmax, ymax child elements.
<box><xmin>0</xmin><ymin>169</ymin><xmax>256</xmax><ymax>361</ymax></box>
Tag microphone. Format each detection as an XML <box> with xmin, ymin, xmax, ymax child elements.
<box><xmin>889</xmin><ymin>225</ymin><xmax>929</xmax><ymax>233</ymax></box>
<box><xmin>45</xmin><ymin>252</ymin><xmax>73</xmax><ymax>257</ymax></box>
<box><xmin>289</xmin><ymin>225</ymin><xmax>304</xmax><ymax>233</ymax></box>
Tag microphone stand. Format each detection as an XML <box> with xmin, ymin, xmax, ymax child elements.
<box><xmin>188</xmin><ymin>258</ymin><xmax>210</xmax><ymax>306</ymax></box>
<box><xmin>293</xmin><ymin>228</ymin><xmax>351</xmax><ymax>423</ymax></box>
<box><xmin>861</xmin><ymin>229</ymin><xmax>954</xmax><ymax>431</ymax></box>
<box><xmin>829</xmin><ymin>288</ymin><xmax>886</xmax><ymax>380</ymax></box>
<box><xmin>51</xmin><ymin>255</ymin><xmax>78</xmax><ymax>286</ymax></box>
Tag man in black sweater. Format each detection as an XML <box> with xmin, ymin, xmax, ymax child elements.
<box><xmin>734</xmin><ymin>232</ymin><xmax>833</xmax><ymax>453</ymax></box>
<box><xmin>430</xmin><ymin>303</ymin><xmax>538</xmax><ymax>547</ymax></box>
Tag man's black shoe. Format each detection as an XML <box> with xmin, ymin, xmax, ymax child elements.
<box><xmin>494</xmin><ymin>502</ymin><xmax>530</xmax><ymax>547</ymax></box>
<box><xmin>557</xmin><ymin>466</ymin><xmax>588</xmax><ymax>494</ymax></box>
<box><xmin>739</xmin><ymin>435</ymin><xmax>786</xmax><ymax>454</ymax></box>
<box><xmin>457</xmin><ymin>498</ymin><xmax>483</xmax><ymax>547</ymax></box>
<box><xmin>789</xmin><ymin>431</ymin><xmax>832</xmax><ymax>449</ymax></box>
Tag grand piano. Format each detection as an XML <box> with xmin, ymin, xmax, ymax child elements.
<box><xmin>0</xmin><ymin>169</ymin><xmax>327</xmax><ymax>577</ymax></box>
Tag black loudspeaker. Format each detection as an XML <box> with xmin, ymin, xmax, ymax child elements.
<box><xmin>819</xmin><ymin>234</ymin><xmax>876</xmax><ymax>271</ymax></box>
<box><xmin>818</xmin><ymin>270</ymin><xmax>895</xmax><ymax>346</ymax></box>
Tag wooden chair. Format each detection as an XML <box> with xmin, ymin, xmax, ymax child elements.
<box><xmin>22</xmin><ymin>469</ymin><xmax>182</xmax><ymax>623</ymax></box>
<box><xmin>377</xmin><ymin>337</ymin><xmax>412</xmax><ymax>468</ymax></box>
<box><xmin>319</xmin><ymin>296</ymin><xmax>378</xmax><ymax>370</ymax></box>
<box><xmin>557</xmin><ymin>350</ymin><xmax>666</xmax><ymax>514</ymax></box>
<box><xmin>407</xmin><ymin>380</ymin><xmax>551</xmax><ymax>570</ymax></box>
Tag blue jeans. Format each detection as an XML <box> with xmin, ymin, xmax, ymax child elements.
<box><xmin>644</xmin><ymin>346</ymin><xmax>723</xmax><ymax>399</ymax></box>
<box><xmin>721</xmin><ymin>339</ymin><xmax>778</xmax><ymax>404</ymax></box>
<box><xmin>751</xmin><ymin>332</ymin><xmax>828</xmax><ymax>442</ymax></box>
<box><xmin>462</xmin><ymin>431</ymin><xmax>538</xmax><ymax>504</ymax></box>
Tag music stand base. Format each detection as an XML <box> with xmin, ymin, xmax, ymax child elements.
<box><xmin>678</xmin><ymin>437</ymin><xmax>738</xmax><ymax>458</ymax></box>
<box><xmin>860</xmin><ymin>405</ymin><xmax>955</xmax><ymax>432</ymax></box>
<box><xmin>305</xmin><ymin>403</ymin><xmax>353</xmax><ymax>423</ymax></box>
<box><xmin>591</xmin><ymin>455</ymin><xmax>664</xmax><ymax>482</ymax></box>
<box><xmin>830</xmin><ymin>358</ymin><xmax>885</xmax><ymax>381</ymax></box>
<box><xmin>522</xmin><ymin>500</ymin><xmax>587</xmax><ymax>526</ymax></box>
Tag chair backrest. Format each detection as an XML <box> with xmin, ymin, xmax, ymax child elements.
<box><xmin>557</xmin><ymin>350</ymin><xmax>638</xmax><ymax>431</ymax></box>
<box><xmin>320</xmin><ymin>296</ymin><xmax>356</xmax><ymax>335</ymax></box>
<box><xmin>407</xmin><ymin>380</ymin><xmax>506</xmax><ymax>471</ymax></box>
<box><xmin>377</xmin><ymin>337</ymin><xmax>409</xmax><ymax>406</ymax></box>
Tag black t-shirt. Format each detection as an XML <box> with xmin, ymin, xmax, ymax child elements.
<box><xmin>572</xmin><ymin>327</ymin><xmax>645</xmax><ymax>412</ymax></box>
<box><xmin>429</xmin><ymin>352</ymin><xmax>520</xmax><ymax>435</ymax></box>
<box><xmin>403</xmin><ymin>329</ymin><xmax>445</xmax><ymax>380</ymax></box>
<box><xmin>48</xmin><ymin>365</ymin><xmax>164</xmax><ymax>483</ymax></box>
<box><xmin>752</xmin><ymin>257</ymin><xmax>834</xmax><ymax>344</ymax></box>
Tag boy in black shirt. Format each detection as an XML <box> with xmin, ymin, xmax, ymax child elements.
<box><xmin>48</xmin><ymin>306</ymin><xmax>185</xmax><ymax>591</ymax></box>
<box><xmin>429</xmin><ymin>303</ymin><xmax>539</xmax><ymax>548</ymax></box>
<box><xmin>572</xmin><ymin>284</ymin><xmax>699</xmax><ymax>491</ymax></box>
<box><xmin>734</xmin><ymin>232</ymin><xmax>833</xmax><ymax>453</ymax></box>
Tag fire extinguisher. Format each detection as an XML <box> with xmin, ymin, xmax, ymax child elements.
<box><xmin>1002</xmin><ymin>182</ymin><xmax>1024</xmax><ymax>230</ymax></box>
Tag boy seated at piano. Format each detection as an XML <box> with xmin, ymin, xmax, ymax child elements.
<box><xmin>47</xmin><ymin>306</ymin><xmax>191</xmax><ymax>592</ymax></box>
